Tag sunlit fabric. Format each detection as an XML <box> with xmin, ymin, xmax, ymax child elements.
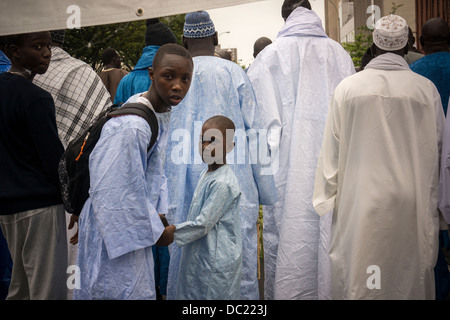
<box><xmin>73</xmin><ymin>96</ymin><xmax>170</xmax><ymax>299</ymax></box>
<box><xmin>175</xmin><ymin>165</ymin><xmax>242</xmax><ymax>299</ymax></box>
<box><xmin>313</xmin><ymin>53</ymin><xmax>444</xmax><ymax>299</ymax></box>
<box><xmin>247</xmin><ymin>7</ymin><xmax>355</xmax><ymax>300</ymax></box>
<box><xmin>165</xmin><ymin>55</ymin><xmax>277</xmax><ymax>300</ymax></box>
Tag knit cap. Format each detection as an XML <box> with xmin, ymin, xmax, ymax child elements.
<box><xmin>183</xmin><ymin>11</ymin><xmax>216</xmax><ymax>39</ymax></box>
<box><xmin>145</xmin><ymin>18</ymin><xmax>177</xmax><ymax>46</ymax></box>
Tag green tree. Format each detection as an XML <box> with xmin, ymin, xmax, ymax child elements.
<box><xmin>390</xmin><ymin>2</ymin><xmax>404</xmax><ymax>14</ymax></box>
<box><xmin>63</xmin><ymin>14</ymin><xmax>185</xmax><ymax>72</ymax></box>
<box><xmin>341</xmin><ymin>26</ymin><xmax>373</xmax><ymax>68</ymax></box>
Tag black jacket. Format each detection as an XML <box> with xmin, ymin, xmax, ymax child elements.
<box><xmin>0</xmin><ymin>72</ymin><xmax>64</xmax><ymax>214</ymax></box>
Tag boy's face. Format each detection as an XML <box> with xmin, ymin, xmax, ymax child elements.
<box><xmin>200</xmin><ymin>122</ymin><xmax>225</xmax><ymax>165</ymax></box>
<box><xmin>10</xmin><ymin>32</ymin><xmax>51</xmax><ymax>75</ymax></box>
<box><xmin>200</xmin><ymin>122</ymin><xmax>234</xmax><ymax>165</ymax></box>
<box><xmin>149</xmin><ymin>54</ymin><xmax>193</xmax><ymax>108</ymax></box>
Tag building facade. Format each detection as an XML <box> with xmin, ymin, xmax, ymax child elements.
<box><xmin>324</xmin><ymin>0</ymin><xmax>449</xmax><ymax>50</ymax></box>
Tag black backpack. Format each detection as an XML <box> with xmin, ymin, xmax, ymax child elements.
<box><xmin>58</xmin><ymin>102</ymin><xmax>159</xmax><ymax>216</ymax></box>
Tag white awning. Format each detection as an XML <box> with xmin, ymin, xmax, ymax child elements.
<box><xmin>0</xmin><ymin>0</ymin><xmax>262</xmax><ymax>36</ymax></box>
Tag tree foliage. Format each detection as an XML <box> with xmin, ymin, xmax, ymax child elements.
<box><xmin>63</xmin><ymin>14</ymin><xmax>185</xmax><ymax>72</ymax></box>
<box><xmin>341</xmin><ymin>26</ymin><xmax>373</xmax><ymax>68</ymax></box>
<box><xmin>390</xmin><ymin>2</ymin><xmax>404</xmax><ymax>14</ymax></box>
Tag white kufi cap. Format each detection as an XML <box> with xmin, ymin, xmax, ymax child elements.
<box><xmin>373</xmin><ymin>14</ymin><xmax>409</xmax><ymax>51</ymax></box>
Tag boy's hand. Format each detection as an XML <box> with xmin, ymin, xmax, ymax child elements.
<box><xmin>159</xmin><ymin>214</ymin><xmax>169</xmax><ymax>227</ymax></box>
<box><xmin>68</xmin><ymin>214</ymin><xmax>79</xmax><ymax>245</ymax></box>
<box><xmin>156</xmin><ymin>225</ymin><xmax>176</xmax><ymax>246</ymax></box>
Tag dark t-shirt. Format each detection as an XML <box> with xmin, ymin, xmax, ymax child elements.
<box><xmin>0</xmin><ymin>72</ymin><xmax>64</xmax><ymax>214</ymax></box>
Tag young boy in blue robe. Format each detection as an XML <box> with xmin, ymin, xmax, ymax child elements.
<box><xmin>73</xmin><ymin>44</ymin><xmax>193</xmax><ymax>300</ymax></box>
<box><xmin>168</xmin><ymin>115</ymin><xmax>243</xmax><ymax>299</ymax></box>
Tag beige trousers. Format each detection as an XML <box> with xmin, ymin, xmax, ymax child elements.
<box><xmin>0</xmin><ymin>204</ymin><xmax>68</xmax><ymax>300</ymax></box>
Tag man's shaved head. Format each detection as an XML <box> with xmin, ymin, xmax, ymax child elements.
<box><xmin>282</xmin><ymin>0</ymin><xmax>311</xmax><ymax>20</ymax></box>
<box><xmin>253</xmin><ymin>37</ymin><xmax>272</xmax><ymax>58</ymax></box>
<box><xmin>422</xmin><ymin>18</ymin><xmax>450</xmax><ymax>42</ymax></box>
<box><xmin>420</xmin><ymin>18</ymin><xmax>450</xmax><ymax>54</ymax></box>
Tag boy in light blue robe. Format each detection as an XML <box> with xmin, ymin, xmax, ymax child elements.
<box><xmin>73</xmin><ymin>44</ymin><xmax>193</xmax><ymax>300</ymax></box>
<box><xmin>172</xmin><ymin>116</ymin><xmax>242</xmax><ymax>299</ymax></box>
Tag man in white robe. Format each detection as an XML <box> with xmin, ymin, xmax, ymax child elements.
<box><xmin>313</xmin><ymin>14</ymin><xmax>445</xmax><ymax>299</ymax></box>
<box><xmin>247</xmin><ymin>1</ymin><xmax>355</xmax><ymax>300</ymax></box>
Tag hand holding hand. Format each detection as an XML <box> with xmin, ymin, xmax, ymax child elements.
<box><xmin>68</xmin><ymin>214</ymin><xmax>79</xmax><ymax>245</ymax></box>
<box><xmin>155</xmin><ymin>225</ymin><xmax>176</xmax><ymax>246</ymax></box>
<box><xmin>159</xmin><ymin>214</ymin><xmax>169</xmax><ymax>227</ymax></box>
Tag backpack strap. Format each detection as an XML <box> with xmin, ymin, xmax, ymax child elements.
<box><xmin>108</xmin><ymin>102</ymin><xmax>159</xmax><ymax>152</ymax></box>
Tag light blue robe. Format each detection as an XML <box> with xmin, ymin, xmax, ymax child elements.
<box><xmin>175</xmin><ymin>165</ymin><xmax>242</xmax><ymax>300</ymax></box>
<box><xmin>73</xmin><ymin>98</ymin><xmax>170</xmax><ymax>300</ymax></box>
<box><xmin>165</xmin><ymin>56</ymin><xmax>277</xmax><ymax>300</ymax></box>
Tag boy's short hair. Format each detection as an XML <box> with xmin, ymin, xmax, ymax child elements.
<box><xmin>6</xmin><ymin>34</ymin><xmax>29</xmax><ymax>46</ymax></box>
<box><xmin>152</xmin><ymin>43</ymin><xmax>193</xmax><ymax>70</ymax></box>
<box><xmin>205</xmin><ymin>115</ymin><xmax>236</xmax><ymax>134</ymax></box>
<box><xmin>6</xmin><ymin>31</ymin><xmax>50</xmax><ymax>47</ymax></box>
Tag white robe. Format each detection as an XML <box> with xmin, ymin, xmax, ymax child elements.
<box><xmin>439</xmin><ymin>94</ymin><xmax>450</xmax><ymax>225</ymax></box>
<box><xmin>313</xmin><ymin>53</ymin><xmax>445</xmax><ymax>299</ymax></box>
<box><xmin>247</xmin><ymin>7</ymin><xmax>355</xmax><ymax>300</ymax></box>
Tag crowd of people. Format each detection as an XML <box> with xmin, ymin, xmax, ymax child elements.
<box><xmin>0</xmin><ymin>0</ymin><xmax>449</xmax><ymax>300</ymax></box>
